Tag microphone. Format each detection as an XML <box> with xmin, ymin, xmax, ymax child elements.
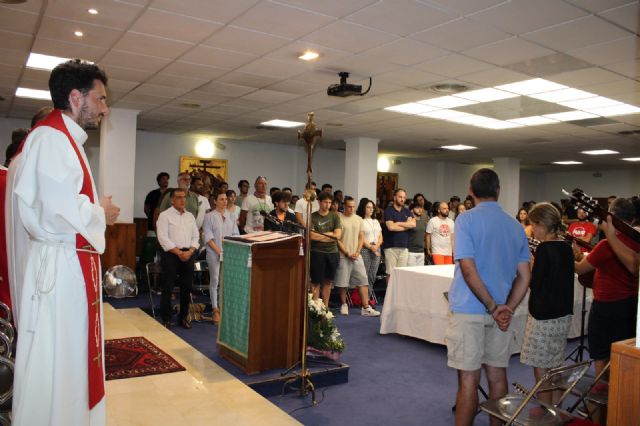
<box><xmin>259</xmin><ymin>210</ymin><xmax>282</xmax><ymax>225</ymax></box>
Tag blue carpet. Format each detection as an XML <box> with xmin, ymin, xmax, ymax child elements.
<box><xmin>107</xmin><ymin>294</ymin><xmax>583</xmax><ymax>425</ymax></box>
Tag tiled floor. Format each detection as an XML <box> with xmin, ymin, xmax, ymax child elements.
<box><xmin>104</xmin><ymin>304</ymin><xmax>300</xmax><ymax>426</ymax></box>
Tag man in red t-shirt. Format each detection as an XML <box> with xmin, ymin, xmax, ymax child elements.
<box><xmin>574</xmin><ymin>198</ymin><xmax>639</xmax><ymax>377</ymax></box>
<box><xmin>568</xmin><ymin>208</ymin><xmax>596</xmax><ymax>252</ymax></box>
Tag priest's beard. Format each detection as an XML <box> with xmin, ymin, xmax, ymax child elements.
<box><xmin>78</xmin><ymin>102</ymin><xmax>104</xmax><ymax>130</ymax></box>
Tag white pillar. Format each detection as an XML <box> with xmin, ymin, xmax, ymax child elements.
<box><xmin>343</xmin><ymin>137</ymin><xmax>380</xmax><ymax>203</ymax></box>
<box><xmin>493</xmin><ymin>157</ymin><xmax>520</xmax><ymax>216</ymax></box>
<box><xmin>99</xmin><ymin>108</ymin><xmax>139</xmax><ymax>223</ymax></box>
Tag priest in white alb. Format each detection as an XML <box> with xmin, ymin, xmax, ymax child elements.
<box><xmin>5</xmin><ymin>59</ymin><xmax>119</xmax><ymax>425</ymax></box>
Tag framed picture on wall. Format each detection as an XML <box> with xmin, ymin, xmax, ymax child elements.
<box><xmin>377</xmin><ymin>172</ymin><xmax>398</xmax><ymax>209</ymax></box>
<box><xmin>179</xmin><ymin>156</ymin><xmax>228</xmax><ymax>182</ymax></box>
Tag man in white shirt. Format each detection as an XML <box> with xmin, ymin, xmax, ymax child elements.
<box><xmin>239</xmin><ymin>176</ymin><xmax>273</xmax><ymax>233</ymax></box>
<box><xmin>426</xmin><ymin>201</ymin><xmax>455</xmax><ymax>265</ymax></box>
<box><xmin>295</xmin><ymin>181</ymin><xmax>319</xmax><ymax>227</ymax></box>
<box><xmin>156</xmin><ymin>188</ymin><xmax>199</xmax><ymax>329</ymax></box>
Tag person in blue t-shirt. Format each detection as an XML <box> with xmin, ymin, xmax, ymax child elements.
<box><xmin>446</xmin><ymin>168</ymin><xmax>530</xmax><ymax>426</ymax></box>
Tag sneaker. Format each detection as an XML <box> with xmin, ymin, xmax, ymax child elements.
<box><xmin>361</xmin><ymin>305</ymin><xmax>381</xmax><ymax>317</ymax></box>
<box><xmin>340</xmin><ymin>303</ymin><xmax>349</xmax><ymax>315</ymax></box>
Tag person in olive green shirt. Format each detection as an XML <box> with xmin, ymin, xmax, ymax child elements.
<box><xmin>155</xmin><ymin>172</ymin><xmax>200</xmax><ymax>227</ymax></box>
<box><xmin>310</xmin><ymin>192</ymin><xmax>342</xmax><ymax>307</ymax></box>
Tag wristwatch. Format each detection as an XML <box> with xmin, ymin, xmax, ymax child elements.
<box><xmin>486</xmin><ymin>304</ymin><xmax>498</xmax><ymax>315</ymax></box>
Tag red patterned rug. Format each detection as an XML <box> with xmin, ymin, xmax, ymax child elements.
<box><xmin>105</xmin><ymin>336</ymin><xmax>186</xmax><ymax>381</ymax></box>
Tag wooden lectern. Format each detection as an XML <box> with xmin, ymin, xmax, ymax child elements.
<box><xmin>217</xmin><ymin>233</ymin><xmax>303</xmax><ymax>374</ymax></box>
<box><xmin>608</xmin><ymin>338</ymin><xmax>640</xmax><ymax>425</ymax></box>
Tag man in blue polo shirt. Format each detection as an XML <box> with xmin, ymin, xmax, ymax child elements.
<box><xmin>383</xmin><ymin>188</ymin><xmax>416</xmax><ymax>277</ymax></box>
<box><xmin>446</xmin><ymin>168</ymin><xmax>530</xmax><ymax>426</ymax></box>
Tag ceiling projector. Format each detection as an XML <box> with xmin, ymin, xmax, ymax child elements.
<box><xmin>327</xmin><ymin>72</ymin><xmax>372</xmax><ymax>97</ymax></box>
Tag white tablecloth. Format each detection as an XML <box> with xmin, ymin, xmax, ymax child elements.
<box><xmin>379</xmin><ymin>265</ymin><xmax>592</xmax><ymax>352</ymax></box>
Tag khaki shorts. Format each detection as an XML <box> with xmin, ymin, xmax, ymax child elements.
<box><xmin>384</xmin><ymin>248</ymin><xmax>408</xmax><ymax>273</ymax></box>
<box><xmin>334</xmin><ymin>255</ymin><xmax>368</xmax><ymax>288</ymax></box>
<box><xmin>445</xmin><ymin>313</ymin><xmax>514</xmax><ymax>371</ymax></box>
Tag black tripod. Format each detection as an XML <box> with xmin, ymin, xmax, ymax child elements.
<box><xmin>566</xmin><ymin>283</ymin><xmax>590</xmax><ymax>362</ymax></box>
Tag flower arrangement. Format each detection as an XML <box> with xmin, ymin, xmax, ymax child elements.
<box><xmin>306</xmin><ymin>294</ymin><xmax>345</xmax><ymax>355</ymax></box>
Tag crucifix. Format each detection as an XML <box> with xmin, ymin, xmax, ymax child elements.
<box><xmin>298</xmin><ymin>112</ymin><xmax>322</xmax><ymax>179</ymax></box>
<box><xmin>187</xmin><ymin>159</ymin><xmax>222</xmax><ymax>174</ymax></box>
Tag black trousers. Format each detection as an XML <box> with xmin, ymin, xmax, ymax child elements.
<box><xmin>160</xmin><ymin>251</ymin><xmax>195</xmax><ymax>321</ymax></box>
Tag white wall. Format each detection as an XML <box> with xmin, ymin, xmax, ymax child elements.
<box><xmin>134</xmin><ymin>131</ymin><xmax>347</xmax><ymax>218</ymax></box>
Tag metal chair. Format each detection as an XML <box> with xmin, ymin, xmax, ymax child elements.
<box><xmin>192</xmin><ymin>260</ymin><xmax>210</xmax><ymax>293</ymax></box>
<box><xmin>0</xmin><ymin>303</ymin><xmax>11</xmax><ymax>324</ymax></box>
<box><xmin>567</xmin><ymin>361</ymin><xmax>609</xmax><ymax>421</ymax></box>
<box><xmin>0</xmin><ymin>332</ymin><xmax>11</xmax><ymax>360</ymax></box>
<box><xmin>0</xmin><ymin>354</ymin><xmax>14</xmax><ymax>426</ymax></box>
<box><xmin>479</xmin><ymin>361</ymin><xmax>590</xmax><ymax>425</ymax></box>
<box><xmin>145</xmin><ymin>262</ymin><xmax>163</xmax><ymax>318</ymax></box>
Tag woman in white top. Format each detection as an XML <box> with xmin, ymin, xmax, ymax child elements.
<box><xmin>226</xmin><ymin>189</ymin><xmax>241</xmax><ymax>225</ymax></box>
<box><xmin>357</xmin><ymin>198</ymin><xmax>383</xmax><ymax>287</ymax></box>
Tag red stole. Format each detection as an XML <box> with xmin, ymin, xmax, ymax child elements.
<box><xmin>0</xmin><ymin>168</ymin><xmax>10</xmax><ymax>313</ymax></box>
<box><xmin>29</xmin><ymin>110</ymin><xmax>105</xmax><ymax>409</ymax></box>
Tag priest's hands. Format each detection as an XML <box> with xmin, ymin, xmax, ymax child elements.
<box><xmin>100</xmin><ymin>195</ymin><xmax>120</xmax><ymax>225</ymax></box>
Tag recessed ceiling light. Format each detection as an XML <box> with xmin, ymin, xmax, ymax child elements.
<box><xmin>542</xmin><ymin>111</ymin><xmax>598</xmax><ymax>122</ymax></box>
<box><xmin>474</xmin><ymin>120</ymin><xmax>523</xmax><ymax>130</ymax></box>
<box><xmin>298</xmin><ymin>51</ymin><xmax>319</xmax><ymax>61</ymax></box>
<box><xmin>455</xmin><ymin>88</ymin><xmax>518</xmax><ymax>103</ymax></box>
<box><xmin>507</xmin><ymin>116</ymin><xmax>558</xmax><ymax>126</ymax></box>
<box><xmin>420</xmin><ymin>109</ymin><xmax>470</xmax><ymax>120</ymax></box>
<box><xmin>447</xmin><ymin>114</ymin><xmax>495</xmax><ymax>126</ymax></box>
<box><xmin>622</xmin><ymin>157</ymin><xmax>640</xmax><ymax>162</ymax></box>
<box><xmin>441</xmin><ymin>144</ymin><xmax>477</xmax><ymax>151</ymax></box>
<box><xmin>581</xmin><ymin>149</ymin><xmax>619</xmax><ymax>155</ymax></box>
<box><xmin>384</xmin><ymin>103</ymin><xmax>439</xmax><ymax>115</ymax></box>
<box><xmin>88</xmin><ymin>8</ymin><xmax>98</xmax><ymax>15</ymax></box>
<box><xmin>74</xmin><ymin>31</ymin><xmax>84</xmax><ymax>37</ymax></box>
<box><xmin>529</xmin><ymin>88</ymin><xmax>595</xmax><ymax>103</ymax></box>
<box><xmin>559</xmin><ymin>96</ymin><xmax>621</xmax><ymax>110</ymax></box>
<box><xmin>496</xmin><ymin>78</ymin><xmax>567</xmax><ymax>95</ymax></box>
<box><xmin>419</xmin><ymin>96</ymin><xmax>476</xmax><ymax>109</ymax></box>
<box><xmin>26</xmin><ymin>52</ymin><xmax>70</xmax><ymax>71</ymax></box>
<box><xmin>587</xmin><ymin>104</ymin><xmax>640</xmax><ymax>117</ymax></box>
<box><xmin>553</xmin><ymin>161</ymin><xmax>582</xmax><ymax>165</ymax></box>
<box><xmin>260</xmin><ymin>119</ymin><xmax>305</xmax><ymax>128</ymax></box>
<box><xmin>15</xmin><ymin>87</ymin><xmax>51</xmax><ymax>100</ymax></box>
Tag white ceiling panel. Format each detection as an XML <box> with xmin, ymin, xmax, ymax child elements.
<box><xmin>161</xmin><ymin>61</ymin><xmax>228</xmax><ymax>80</ymax></box>
<box><xmin>463</xmin><ymin>37</ymin><xmax>555</xmax><ymax>67</ymax></box>
<box><xmin>414</xmin><ymin>54</ymin><xmax>493</xmax><ymax>77</ymax></box>
<box><xmin>149</xmin><ymin>0</ymin><xmax>259</xmax><ymax>24</ymax></box>
<box><xmin>218</xmin><ymin>73</ymin><xmax>282</xmax><ymax>90</ymax></box>
<box><xmin>129</xmin><ymin>83</ymin><xmax>191</xmax><ymax>99</ymax></box>
<box><xmin>360</xmin><ymin>39</ymin><xmax>449</xmax><ymax>67</ymax></box>
<box><xmin>411</xmin><ymin>17</ymin><xmax>510</xmax><ymax>52</ymax></box>
<box><xmin>45</xmin><ymin>0</ymin><xmax>143</xmax><ymax>29</ymax></box>
<box><xmin>549</xmin><ymin>67</ymin><xmax>625</xmax><ymax>88</ymax></box>
<box><xmin>426</xmin><ymin>0</ymin><xmax>505</xmax><ymax>16</ymax></box>
<box><xmin>31</xmin><ymin>38</ymin><xmax>108</xmax><ymax>62</ymax></box>
<box><xmin>38</xmin><ymin>16</ymin><xmax>123</xmax><ymax>49</ymax></box>
<box><xmin>145</xmin><ymin>74</ymin><xmax>209</xmax><ymax>91</ymax></box>
<box><xmin>0</xmin><ymin>47</ymin><xmax>29</xmax><ymax>68</ymax></box>
<box><xmin>179</xmin><ymin>45</ymin><xmax>257</xmax><ymax>70</ymax></box>
<box><xmin>522</xmin><ymin>16</ymin><xmax>631</xmax><ymax>52</ymax></box>
<box><xmin>235</xmin><ymin>57</ymin><xmax>313</xmax><ymax>79</ymax></box>
<box><xmin>101</xmin><ymin>50</ymin><xmax>170</xmax><ymax>74</ymax></box>
<box><xmin>197</xmin><ymin>81</ymin><xmax>257</xmax><ymax>97</ymax></box>
<box><xmin>1</xmin><ymin>30</ymin><xmax>33</xmax><ymax>51</ymax></box>
<box><xmin>564</xmin><ymin>0</ymin><xmax>633</xmax><ymax>13</ymax></box>
<box><xmin>603</xmin><ymin>59</ymin><xmax>640</xmax><ymax>79</ymax></box>
<box><xmin>302</xmin><ymin>21</ymin><xmax>398</xmax><ymax>53</ymax></box>
<box><xmin>599</xmin><ymin>2</ymin><xmax>640</xmax><ymax>32</ymax></box>
<box><xmin>0</xmin><ymin>5</ymin><xmax>39</xmax><ymax>35</ymax></box>
<box><xmin>131</xmin><ymin>8</ymin><xmax>224</xmax><ymax>43</ymax></box>
<box><xmin>201</xmin><ymin>26</ymin><xmax>289</xmax><ymax>56</ymax></box>
<box><xmin>113</xmin><ymin>32</ymin><xmax>193</xmax><ymax>59</ymax></box>
<box><xmin>470</xmin><ymin>0</ymin><xmax>588</xmax><ymax>35</ymax></box>
<box><xmin>459</xmin><ymin>67</ymin><xmax>531</xmax><ymax>87</ymax></box>
<box><xmin>230</xmin><ymin>1</ymin><xmax>335</xmax><ymax>39</ymax></box>
<box><xmin>569</xmin><ymin>36</ymin><xmax>640</xmax><ymax>67</ymax></box>
<box><xmin>346</xmin><ymin>0</ymin><xmax>456</xmax><ymax>36</ymax></box>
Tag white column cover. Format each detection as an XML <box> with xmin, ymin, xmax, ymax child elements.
<box><xmin>99</xmin><ymin>108</ymin><xmax>139</xmax><ymax>223</ymax></box>
<box><xmin>493</xmin><ymin>157</ymin><xmax>520</xmax><ymax>216</ymax></box>
<box><xmin>344</xmin><ymin>137</ymin><xmax>380</xmax><ymax>202</ymax></box>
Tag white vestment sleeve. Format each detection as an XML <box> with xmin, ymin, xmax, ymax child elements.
<box><xmin>13</xmin><ymin>127</ymin><xmax>106</xmax><ymax>253</ymax></box>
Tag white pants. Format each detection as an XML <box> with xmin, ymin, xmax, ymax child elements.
<box><xmin>407</xmin><ymin>252</ymin><xmax>425</xmax><ymax>267</ymax></box>
<box><xmin>205</xmin><ymin>250</ymin><xmax>221</xmax><ymax>308</ymax></box>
